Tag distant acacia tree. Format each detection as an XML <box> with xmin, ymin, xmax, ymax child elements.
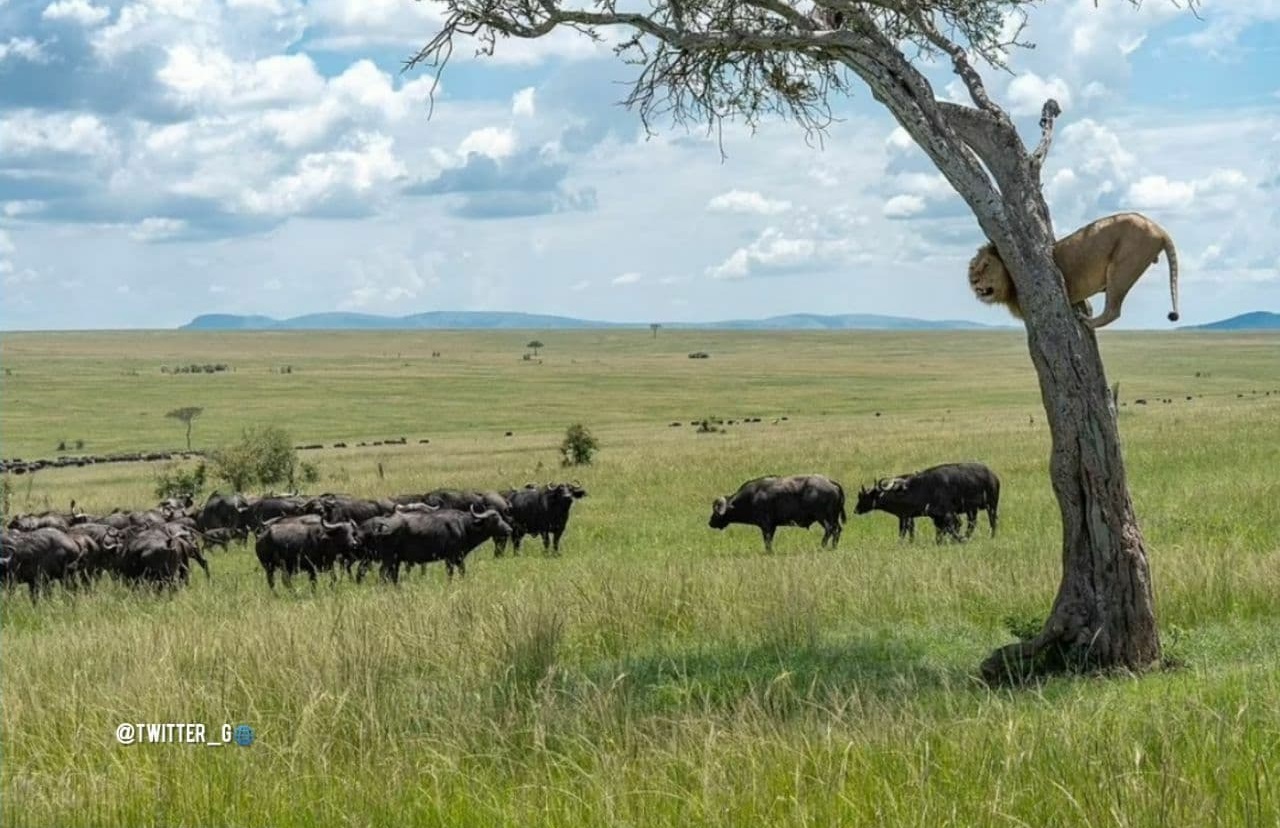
<box><xmin>409</xmin><ymin>0</ymin><xmax>1191</xmax><ymax>682</ymax></box>
<box><xmin>527</xmin><ymin>340</ymin><xmax>544</xmax><ymax>357</ymax></box>
<box><xmin>650</xmin><ymin>323</ymin><xmax>661</xmax><ymax>339</ymax></box>
<box><xmin>166</xmin><ymin>407</ymin><xmax>204</xmax><ymax>451</ymax></box>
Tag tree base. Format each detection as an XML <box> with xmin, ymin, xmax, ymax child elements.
<box><xmin>981</xmin><ymin>626</ymin><xmax>1161</xmax><ymax>686</ymax></box>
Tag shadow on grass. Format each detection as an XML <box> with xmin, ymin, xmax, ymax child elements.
<box><xmin>579</xmin><ymin>628</ymin><xmax>981</xmax><ymax>718</ymax></box>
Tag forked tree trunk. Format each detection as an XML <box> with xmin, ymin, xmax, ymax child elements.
<box><xmin>974</xmin><ymin>195</ymin><xmax>1161</xmax><ymax>683</ymax></box>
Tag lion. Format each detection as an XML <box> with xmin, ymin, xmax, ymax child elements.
<box><xmin>968</xmin><ymin>212</ymin><xmax>1180</xmax><ymax>328</ymax></box>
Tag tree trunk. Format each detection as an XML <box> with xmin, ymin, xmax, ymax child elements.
<box><xmin>977</xmin><ymin>202</ymin><xmax>1161</xmax><ymax>684</ymax></box>
<box><xmin>186</xmin><ymin>422</ymin><xmax>193</xmax><ymax>451</ymax></box>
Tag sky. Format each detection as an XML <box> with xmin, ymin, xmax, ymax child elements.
<box><xmin>0</xmin><ymin>0</ymin><xmax>1277</xmax><ymax>331</ymax></box>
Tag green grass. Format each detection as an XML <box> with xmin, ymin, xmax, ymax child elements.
<box><xmin>2</xmin><ymin>330</ymin><xmax>1279</xmax><ymax>827</ymax></box>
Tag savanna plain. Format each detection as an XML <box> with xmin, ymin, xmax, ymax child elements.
<box><xmin>1</xmin><ymin>329</ymin><xmax>1278</xmax><ymax>828</ymax></box>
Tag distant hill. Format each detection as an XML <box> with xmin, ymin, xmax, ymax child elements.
<box><xmin>181</xmin><ymin>311</ymin><xmax>1000</xmax><ymax>332</ymax></box>
<box><xmin>1187</xmin><ymin>312</ymin><xmax>1280</xmax><ymax>331</ymax></box>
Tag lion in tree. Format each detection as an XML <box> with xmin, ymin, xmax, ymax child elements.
<box><xmin>968</xmin><ymin>212</ymin><xmax>1180</xmax><ymax>328</ymax></box>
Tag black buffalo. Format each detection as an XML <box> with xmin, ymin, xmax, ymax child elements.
<box><xmin>364</xmin><ymin>506</ymin><xmax>512</xmax><ymax>583</ymax></box>
<box><xmin>1</xmin><ymin>528</ymin><xmax>83</xmax><ymax>600</ymax></box>
<box><xmin>421</xmin><ymin>489</ymin><xmax>515</xmax><ymax>556</ymax></box>
<box><xmin>245</xmin><ymin>496</ymin><xmax>308</xmax><ymax>529</ymax></box>
<box><xmin>708</xmin><ymin>474</ymin><xmax>846</xmax><ymax>553</ymax></box>
<box><xmin>196</xmin><ymin>491</ymin><xmax>253</xmax><ymax>532</ymax></box>
<box><xmin>854</xmin><ymin>462</ymin><xmax>1000</xmax><ymax>543</ymax></box>
<box><xmin>502</xmin><ymin>482</ymin><xmax>586</xmax><ymax>555</ymax></box>
<box><xmin>255</xmin><ymin>517</ymin><xmax>360</xmax><ymax>590</ymax></box>
<box><xmin>305</xmin><ymin>494</ymin><xmax>395</xmax><ymax>525</ymax></box>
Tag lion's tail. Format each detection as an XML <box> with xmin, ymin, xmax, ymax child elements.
<box><xmin>1163</xmin><ymin>235</ymin><xmax>1180</xmax><ymax>323</ymax></box>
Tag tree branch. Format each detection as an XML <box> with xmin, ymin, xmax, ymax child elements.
<box><xmin>1029</xmin><ymin>98</ymin><xmax>1062</xmax><ymax>176</ymax></box>
<box><xmin>904</xmin><ymin>6</ymin><xmax>1001</xmax><ymax>115</ymax></box>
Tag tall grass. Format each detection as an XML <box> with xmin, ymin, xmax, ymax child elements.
<box><xmin>2</xmin><ymin>330</ymin><xmax>1278</xmax><ymax>826</ymax></box>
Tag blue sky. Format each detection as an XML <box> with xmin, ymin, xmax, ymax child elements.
<box><xmin>1</xmin><ymin>0</ymin><xmax>1277</xmax><ymax>330</ymax></box>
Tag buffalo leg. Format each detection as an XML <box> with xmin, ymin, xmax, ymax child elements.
<box><xmin>191</xmin><ymin>550</ymin><xmax>211</xmax><ymax>581</ymax></box>
<box><xmin>540</xmin><ymin>533</ymin><xmax>551</xmax><ymax>554</ymax></box>
<box><xmin>965</xmin><ymin>510</ymin><xmax>978</xmax><ymax>539</ymax></box>
<box><xmin>264</xmin><ymin>564</ymin><xmax>277</xmax><ymax>591</ymax></box>
<box><xmin>988</xmin><ymin>507</ymin><xmax>998</xmax><ymax>537</ymax></box>
<box><xmin>493</xmin><ymin>537</ymin><xmax>507</xmax><ymax>558</ymax></box>
<box><xmin>760</xmin><ymin>525</ymin><xmax>776</xmax><ymax>553</ymax></box>
<box><xmin>552</xmin><ymin>530</ymin><xmax>564</xmax><ymax>554</ymax></box>
<box><xmin>829</xmin><ymin>521</ymin><xmax>841</xmax><ymax>549</ymax></box>
<box><xmin>512</xmin><ymin>531</ymin><xmax>524</xmax><ymax>552</ymax></box>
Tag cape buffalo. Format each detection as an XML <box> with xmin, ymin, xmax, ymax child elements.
<box><xmin>502</xmin><ymin>482</ymin><xmax>586</xmax><ymax>555</ymax></box>
<box><xmin>364</xmin><ymin>505</ymin><xmax>512</xmax><ymax>583</ymax></box>
<box><xmin>854</xmin><ymin>462</ymin><xmax>1000</xmax><ymax>543</ymax></box>
<box><xmin>1</xmin><ymin>528</ymin><xmax>83</xmax><ymax>600</ymax></box>
<box><xmin>708</xmin><ymin>474</ymin><xmax>846</xmax><ymax>553</ymax></box>
<box><xmin>255</xmin><ymin>517</ymin><xmax>360</xmax><ymax>590</ymax></box>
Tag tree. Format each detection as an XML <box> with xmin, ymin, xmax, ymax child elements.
<box><xmin>166</xmin><ymin>406</ymin><xmax>204</xmax><ymax>451</ymax></box>
<box><xmin>211</xmin><ymin>426</ymin><xmax>301</xmax><ymax>492</ymax></box>
<box><xmin>650</xmin><ymin>323</ymin><xmax>662</xmax><ymax>339</ymax></box>
<box><xmin>412</xmin><ymin>0</ymin><xmax>1183</xmax><ymax>682</ymax></box>
<box><xmin>527</xmin><ymin>340</ymin><xmax>544</xmax><ymax>357</ymax></box>
<box><xmin>560</xmin><ymin>423</ymin><xmax>599</xmax><ymax>466</ymax></box>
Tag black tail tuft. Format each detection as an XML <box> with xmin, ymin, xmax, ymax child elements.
<box><xmin>1168</xmin><ymin>311</ymin><xmax>1180</xmax><ymax>322</ymax></box>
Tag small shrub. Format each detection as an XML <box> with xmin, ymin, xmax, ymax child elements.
<box><xmin>74</xmin><ymin>439</ymin><xmax>84</xmax><ymax>450</ymax></box>
<box><xmin>560</xmin><ymin>423</ymin><xmax>598</xmax><ymax>467</ymax></box>
<box><xmin>56</xmin><ymin>440</ymin><xmax>67</xmax><ymax>452</ymax></box>
<box><xmin>154</xmin><ymin>461</ymin><xmax>207</xmax><ymax>501</ymax></box>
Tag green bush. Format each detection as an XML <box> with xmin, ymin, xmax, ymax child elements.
<box><xmin>560</xmin><ymin>423</ymin><xmax>598</xmax><ymax>467</ymax></box>
<box><xmin>211</xmin><ymin>426</ymin><xmax>303</xmax><ymax>491</ymax></box>
<box><xmin>154</xmin><ymin>461</ymin><xmax>207</xmax><ymax>501</ymax></box>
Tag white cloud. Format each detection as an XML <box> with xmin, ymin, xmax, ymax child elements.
<box><xmin>1006</xmin><ymin>72</ymin><xmax>1072</xmax><ymax>117</ymax></box>
<box><xmin>240</xmin><ymin>132</ymin><xmax>405</xmax><ymax>216</ymax></box>
<box><xmin>458</xmin><ymin>126</ymin><xmax>516</xmax><ymax>160</ymax></box>
<box><xmin>612</xmin><ymin>272</ymin><xmax>641</xmax><ymax>285</ymax></box>
<box><xmin>707</xmin><ymin>190</ymin><xmax>792</xmax><ymax>215</ymax></box>
<box><xmin>3</xmin><ymin>201</ymin><xmax>45</xmax><ymax>217</ymax></box>
<box><xmin>130</xmin><ymin>217</ymin><xmax>188</xmax><ymax>242</ymax></box>
<box><xmin>885</xmin><ymin>127</ymin><xmax>914</xmax><ymax>151</ymax></box>
<box><xmin>1126</xmin><ymin>169</ymin><xmax>1249</xmax><ymax>211</ymax></box>
<box><xmin>0</xmin><ymin>37</ymin><xmax>50</xmax><ymax>64</ymax></box>
<box><xmin>882</xmin><ymin>194</ymin><xmax>926</xmax><ymax>219</ymax></box>
<box><xmin>0</xmin><ymin>230</ymin><xmax>14</xmax><ymax>256</ymax></box>
<box><xmin>42</xmin><ymin>0</ymin><xmax>110</xmax><ymax>26</ymax></box>
<box><xmin>706</xmin><ymin>227</ymin><xmax>849</xmax><ymax>280</ymax></box>
<box><xmin>570</xmin><ymin>280</ymin><xmax>591</xmax><ymax>291</ymax></box>
<box><xmin>512</xmin><ymin>87</ymin><xmax>536</xmax><ymax>118</ymax></box>
<box><xmin>0</xmin><ymin>111</ymin><xmax>116</xmax><ymax>159</ymax></box>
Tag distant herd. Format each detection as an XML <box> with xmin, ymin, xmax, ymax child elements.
<box><xmin>2</xmin><ymin>462</ymin><xmax>1000</xmax><ymax>601</ymax></box>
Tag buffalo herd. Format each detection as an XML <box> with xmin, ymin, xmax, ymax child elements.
<box><xmin>1</xmin><ymin>482</ymin><xmax>589</xmax><ymax>599</ymax></box>
<box><xmin>4</xmin><ymin>460</ymin><xmax>999</xmax><ymax>600</ymax></box>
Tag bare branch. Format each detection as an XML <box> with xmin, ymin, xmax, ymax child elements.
<box><xmin>1029</xmin><ymin>97</ymin><xmax>1061</xmax><ymax>176</ymax></box>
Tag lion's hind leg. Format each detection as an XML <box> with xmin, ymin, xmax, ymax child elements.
<box><xmin>1085</xmin><ymin>263</ymin><xmax>1124</xmax><ymax>328</ymax></box>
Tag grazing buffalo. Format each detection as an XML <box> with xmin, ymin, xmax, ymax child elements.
<box><xmin>198</xmin><ymin>527</ymin><xmax>247</xmax><ymax>552</ymax></box>
<box><xmin>7</xmin><ymin>512</ymin><xmax>71</xmax><ymax>532</ymax></box>
<box><xmin>1</xmin><ymin>528</ymin><xmax>83</xmax><ymax>600</ymax></box>
<box><xmin>854</xmin><ymin>462</ymin><xmax>1000</xmax><ymax>543</ymax></box>
<box><xmin>364</xmin><ymin>505</ymin><xmax>512</xmax><ymax>583</ymax></box>
<box><xmin>708</xmin><ymin>474</ymin><xmax>846</xmax><ymax>553</ymax></box>
<box><xmin>255</xmin><ymin>517</ymin><xmax>360</xmax><ymax>590</ymax></box>
<box><xmin>502</xmin><ymin>482</ymin><xmax>587</xmax><ymax>555</ymax></box>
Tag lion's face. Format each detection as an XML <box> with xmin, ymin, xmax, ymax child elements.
<box><xmin>968</xmin><ymin>246</ymin><xmax>1013</xmax><ymax>306</ymax></box>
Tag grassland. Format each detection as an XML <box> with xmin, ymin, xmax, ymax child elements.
<box><xmin>1</xmin><ymin>329</ymin><xmax>1278</xmax><ymax>827</ymax></box>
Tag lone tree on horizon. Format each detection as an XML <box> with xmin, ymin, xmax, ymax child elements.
<box><xmin>166</xmin><ymin>406</ymin><xmax>203</xmax><ymax>451</ymax></box>
<box><xmin>650</xmin><ymin>323</ymin><xmax>662</xmax><ymax>339</ymax></box>
<box><xmin>527</xmin><ymin>339</ymin><xmax>545</xmax><ymax>357</ymax></box>
<box><xmin>410</xmin><ymin>0</ymin><xmax>1187</xmax><ymax>682</ymax></box>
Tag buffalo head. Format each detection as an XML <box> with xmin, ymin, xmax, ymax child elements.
<box><xmin>708</xmin><ymin>496</ymin><xmax>731</xmax><ymax>529</ymax></box>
